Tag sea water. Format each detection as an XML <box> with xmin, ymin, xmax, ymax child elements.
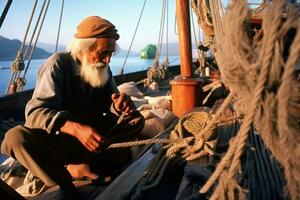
<box><xmin>0</xmin><ymin>55</ymin><xmax>179</xmax><ymax>96</ymax></box>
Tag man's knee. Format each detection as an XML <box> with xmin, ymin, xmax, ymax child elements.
<box><xmin>1</xmin><ymin>125</ymin><xmax>28</xmax><ymax>156</ymax></box>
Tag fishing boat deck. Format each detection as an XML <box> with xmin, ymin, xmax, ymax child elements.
<box><xmin>0</xmin><ymin>69</ymin><xmax>287</xmax><ymax>199</ymax></box>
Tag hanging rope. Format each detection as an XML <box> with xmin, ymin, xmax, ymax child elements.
<box><xmin>16</xmin><ymin>0</ymin><xmax>50</xmax><ymax>92</ymax></box>
<box><xmin>190</xmin><ymin>0</ymin><xmax>214</xmax><ymax>37</ymax></box>
<box><xmin>197</xmin><ymin>1</ymin><xmax>300</xmax><ymax>199</ymax></box>
<box><xmin>174</xmin><ymin>15</ymin><xmax>178</xmax><ymax>35</ymax></box>
<box><xmin>164</xmin><ymin>0</ymin><xmax>169</xmax><ymax>65</ymax></box>
<box><xmin>55</xmin><ymin>0</ymin><xmax>64</xmax><ymax>53</ymax></box>
<box><xmin>190</xmin><ymin>0</ymin><xmax>206</xmax><ymax>76</ymax></box>
<box><xmin>139</xmin><ymin>0</ymin><xmax>170</xmax><ymax>87</ymax></box>
<box><xmin>22</xmin><ymin>0</ymin><xmax>48</xmax><ymax>63</ymax></box>
<box><xmin>119</xmin><ymin>0</ymin><xmax>147</xmax><ymax>75</ymax></box>
<box><xmin>18</xmin><ymin>0</ymin><xmax>51</xmax><ymax>92</ymax></box>
<box><xmin>154</xmin><ymin>0</ymin><xmax>167</xmax><ymax>65</ymax></box>
<box><xmin>6</xmin><ymin>0</ymin><xmax>39</xmax><ymax>94</ymax></box>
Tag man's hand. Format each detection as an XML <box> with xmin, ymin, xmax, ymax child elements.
<box><xmin>60</xmin><ymin>121</ymin><xmax>107</xmax><ymax>152</ymax></box>
<box><xmin>111</xmin><ymin>92</ymin><xmax>135</xmax><ymax>115</ymax></box>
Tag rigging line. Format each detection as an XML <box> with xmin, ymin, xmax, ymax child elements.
<box><xmin>190</xmin><ymin>0</ymin><xmax>205</xmax><ymax>75</ymax></box>
<box><xmin>18</xmin><ymin>0</ymin><xmax>39</xmax><ymax>57</ymax></box>
<box><xmin>190</xmin><ymin>0</ymin><xmax>201</xmax><ymax>58</ymax></box>
<box><xmin>155</xmin><ymin>0</ymin><xmax>166</xmax><ymax>64</ymax></box>
<box><xmin>22</xmin><ymin>0</ymin><xmax>51</xmax><ymax>82</ymax></box>
<box><xmin>6</xmin><ymin>0</ymin><xmax>38</xmax><ymax>94</ymax></box>
<box><xmin>165</xmin><ymin>0</ymin><xmax>169</xmax><ymax>62</ymax></box>
<box><xmin>174</xmin><ymin>15</ymin><xmax>178</xmax><ymax>35</ymax></box>
<box><xmin>15</xmin><ymin>0</ymin><xmax>48</xmax><ymax>84</ymax></box>
<box><xmin>160</xmin><ymin>0</ymin><xmax>168</xmax><ymax>62</ymax></box>
<box><xmin>22</xmin><ymin>0</ymin><xmax>48</xmax><ymax>61</ymax></box>
<box><xmin>55</xmin><ymin>0</ymin><xmax>64</xmax><ymax>53</ymax></box>
<box><xmin>0</xmin><ymin>0</ymin><xmax>13</xmax><ymax>29</ymax></box>
<box><xmin>119</xmin><ymin>0</ymin><xmax>147</xmax><ymax>75</ymax></box>
<box><xmin>169</xmin><ymin>57</ymin><xmax>180</xmax><ymax>64</ymax></box>
<box><xmin>160</xmin><ymin>0</ymin><xmax>167</xmax><ymax>60</ymax></box>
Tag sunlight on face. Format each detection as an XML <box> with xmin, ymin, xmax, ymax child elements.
<box><xmin>79</xmin><ymin>54</ymin><xmax>109</xmax><ymax>88</ymax></box>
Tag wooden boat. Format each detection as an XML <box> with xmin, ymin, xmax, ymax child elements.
<box><xmin>0</xmin><ymin>0</ymin><xmax>299</xmax><ymax>199</ymax></box>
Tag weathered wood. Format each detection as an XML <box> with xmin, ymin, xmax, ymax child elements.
<box><xmin>169</xmin><ymin>0</ymin><xmax>202</xmax><ymax>117</ymax></box>
<box><xmin>170</xmin><ymin>77</ymin><xmax>203</xmax><ymax>117</ymax></box>
<box><xmin>176</xmin><ymin>0</ymin><xmax>193</xmax><ymax>77</ymax></box>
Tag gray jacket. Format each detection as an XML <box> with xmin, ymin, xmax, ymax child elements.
<box><xmin>25</xmin><ymin>52</ymin><xmax>118</xmax><ymax>134</ymax></box>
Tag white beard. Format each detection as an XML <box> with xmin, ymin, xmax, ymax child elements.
<box><xmin>79</xmin><ymin>55</ymin><xmax>109</xmax><ymax>88</ymax></box>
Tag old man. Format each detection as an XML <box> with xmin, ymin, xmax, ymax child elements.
<box><xmin>1</xmin><ymin>16</ymin><xmax>145</xmax><ymax>192</ymax></box>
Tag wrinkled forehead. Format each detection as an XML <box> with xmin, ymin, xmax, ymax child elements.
<box><xmin>90</xmin><ymin>38</ymin><xmax>116</xmax><ymax>52</ymax></box>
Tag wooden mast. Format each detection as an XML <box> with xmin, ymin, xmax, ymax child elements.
<box><xmin>170</xmin><ymin>0</ymin><xmax>202</xmax><ymax>117</ymax></box>
<box><xmin>176</xmin><ymin>0</ymin><xmax>193</xmax><ymax>77</ymax></box>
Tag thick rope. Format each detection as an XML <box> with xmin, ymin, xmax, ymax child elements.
<box><xmin>6</xmin><ymin>0</ymin><xmax>38</xmax><ymax>94</ymax></box>
<box><xmin>108</xmin><ymin>138</ymin><xmax>170</xmax><ymax>149</ymax></box>
<box><xmin>22</xmin><ymin>0</ymin><xmax>50</xmax><ymax>76</ymax></box>
<box><xmin>277</xmin><ymin>18</ymin><xmax>300</xmax><ymax>199</ymax></box>
<box><xmin>191</xmin><ymin>0</ymin><xmax>214</xmax><ymax>37</ymax></box>
<box><xmin>198</xmin><ymin>1</ymin><xmax>300</xmax><ymax>199</ymax></box>
<box><xmin>200</xmin><ymin>0</ymin><xmax>286</xmax><ymax>197</ymax></box>
<box><xmin>18</xmin><ymin>0</ymin><xmax>51</xmax><ymax>91</ymax></box>
<box><xmin>14</xmin><ymin>0</ymin><xmax>50</xmax><ymax>92</ymax></box>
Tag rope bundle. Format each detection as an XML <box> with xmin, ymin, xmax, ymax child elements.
<box><xmin>121</xmin><ymin>111</ymin><xmax>218</xmax><ymax>199</ymax></box>
<box><xmin>191</xmin><ymin>0</ymin><xmax>214</xmax><ymax>37</ymax></box>
<box><xmin>138</xmin><ymin>61</ymin><xmax>170</xmax><ymax>87</ymax></box>
<box><xmin>199</xmin><ymin>0</ymin><xmax>300</xmax><ymax>199</ymax></box>
<box><xmin>166</xmin><ymin>111</ymin><xmax>217</xmax><ymax>160</ymax></box>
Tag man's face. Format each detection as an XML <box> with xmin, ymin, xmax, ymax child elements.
<box><xmin>79</xmin><ymin>38</ymin><xmax>116</xmax><ymax>88</ymax></box>
<box><xmin>87</xmin><ymin>38</ymin><xmax>116</xmax><ymax>65</ymax></box>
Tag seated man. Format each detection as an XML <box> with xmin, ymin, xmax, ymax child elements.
<box><xmin>1</xmin><ymin>16</ymin><xmax>144</xmax><ymax>191</ymax></box>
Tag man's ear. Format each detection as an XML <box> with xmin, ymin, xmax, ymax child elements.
<box><xmin>76</xmin><ymin>51</ymin><xmax>83</xmax><ymax>64</ymax></box>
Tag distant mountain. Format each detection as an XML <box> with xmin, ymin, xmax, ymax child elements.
<box><xmin>140</xmin><ymin>42</ymin><xmax>198</xmax><ymax>56</ymax></box>
<box><xmin>36</xmin><ymin>42</ymin><xmax>66</xmax><ymax>53</ymax></box>
<box><xmin>0</xmin><ymin>36</ymin><xmax>51</xmax><ymax>61</ymax></box>
<box><xmin>115</xmin><ymin>47</ymin><xmax>138</xmax><ymax>56</ymax></box>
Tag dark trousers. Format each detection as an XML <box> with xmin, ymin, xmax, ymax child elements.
<box><xmin>1</xmin><ymin>111</ymin><xmax>144</xmax><ymax>188</ymax></box>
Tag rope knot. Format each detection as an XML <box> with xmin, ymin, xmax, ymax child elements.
<box><xmin>165</xmin><ymin>111</ymin><xmax>218</xmax><ymax>161</ymax></box>
<box><xmin>11</xmin><ymin>51</ymin><xmax>25</xmax><ymax>72</ymax></box>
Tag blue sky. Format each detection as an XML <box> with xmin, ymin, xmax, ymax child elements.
<box><xmin>0</xmin><ymin>0</ymin><xmax>178</xmax><ymax>51</ymax></box>
<box><xmin>0</xmin><ymin>0</ymin><xmax>235</xmax><ymax>51</ymax></box>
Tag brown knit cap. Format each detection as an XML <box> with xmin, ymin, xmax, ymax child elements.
<box><xmin>75</xmin><ymin>16</ymin><xmax>120</xmax><ymax>40</ymax></box>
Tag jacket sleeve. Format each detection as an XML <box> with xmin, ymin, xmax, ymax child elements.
<box><xmin>25</xmin><ymin>54</ymin><xmax>71</xmax><ymax>134</ymax></box>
